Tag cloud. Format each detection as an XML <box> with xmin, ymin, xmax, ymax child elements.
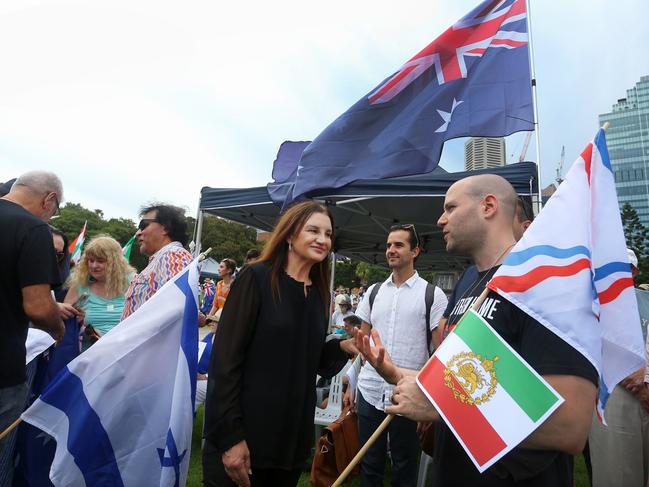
<box><xmin>0</xmin><ymin>0</ymin><xmax>647</xmax><ymax>218</ymax></box>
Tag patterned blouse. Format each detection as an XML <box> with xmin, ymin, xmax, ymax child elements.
<box><xmin>121</xmin><ymin>242</ymin><xmax>192</xmax><ymax>320</ymax></box>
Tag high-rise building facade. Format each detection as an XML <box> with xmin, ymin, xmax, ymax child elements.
<box><xmin>464</xmin><ymin>137</ymin><xmax>506</xmax><ymax>171</ymax></box>
<box><xmin>599</xmin><ymin>75</ymin><xmax>649</xmax><ymax>227</ymax></box>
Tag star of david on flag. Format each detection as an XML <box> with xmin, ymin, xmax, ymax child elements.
<box><xmin>21</xmin><ymin>261</ymin><xmax>200</xmax><ymax>486</ymax></box>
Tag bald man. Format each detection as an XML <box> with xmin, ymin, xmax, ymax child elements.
<box><xmin>357</xmin><ymin>175</ymin><xmax>598</xmax><ymax>487</ymax></box>
<box><xmin>0</xmin><ymin>171</ymin><xmax>65</xmax><ymax>454</ymax></box>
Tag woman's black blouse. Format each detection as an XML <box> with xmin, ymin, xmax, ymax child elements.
<box><xmin>203</xmin><ymin>262</ymin><xmax>348</xmax><ymax>469</ymax></box>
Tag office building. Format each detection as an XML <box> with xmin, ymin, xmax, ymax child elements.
<box><xmin>464</xmin><ymin>137</ymin><xmax>506</xmax><ymax>171</ymax></box>
<box><xmin>599</xmin><ymin>75</ymin><xmax>649</xmax><ymax>227</ymax></box>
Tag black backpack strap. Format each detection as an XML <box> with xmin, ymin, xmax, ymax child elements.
<box><xmin>367</xmin><ymin>282</ymin><xmax>382</xmax><ymax>323</ymax></box>
<box><xmin>424</xmin><ymin>283</ymin><xmax>436</xmax><ymax>356</ymax></box>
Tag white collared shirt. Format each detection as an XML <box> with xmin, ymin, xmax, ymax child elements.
<box><xmin>355</xmin><ymin>271</ymin><xmax>447</xmax><ymax>411</ymax></box>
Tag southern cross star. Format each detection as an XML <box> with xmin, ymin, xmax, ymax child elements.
<box><xmin>434</xmin><ymin>98</ymin><xmax>463</xmax><ymax>133</ymax></box>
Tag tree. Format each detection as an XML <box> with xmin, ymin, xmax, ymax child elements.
<box><xmin>355</xmin><ymin>261</ymin><xmax>390</xmax><ymax>286</ymax></box>
<box><xmin>621</xmin><ymin>202</ymin><xmax>649</xmax><ymax>284</ymax></box>
<box><xmin>334</xmin><ymin>260</ymin><xmax>361</xmax><ymax>289</ymax></box>
<box><xmin>197</xmin><ymin>215</ymin><xmax>262</xmax><ymax>266</ymax></box>
<box><xmin>54</xmin><ymin>202</ymin><xmax>146</xmax><ymax>269</ymax></box>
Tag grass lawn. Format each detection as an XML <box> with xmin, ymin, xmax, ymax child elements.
<box><xmin>188</xmin><ymin>409</ymin><xmax>591</xmax><ymax>487</ymax></box>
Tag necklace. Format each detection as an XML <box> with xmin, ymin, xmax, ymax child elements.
<box><xmin>451</xmin><ymin>243</ymin><xmax>516</xmax><ymax>319</ymax></box>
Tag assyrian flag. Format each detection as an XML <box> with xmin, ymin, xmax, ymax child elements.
<box><xmin>122</xmin><ymin>234</ymin><xmax>136</xmax><ymax>262</ymax></box>
<box><xmin>21</xmin><ymin>260</ymin><xmax>199</xmax><ymax>486</ymax></box>
<box><xmin>488</xmin><ymin>128</ymin><xmax>645</xmax><ymax>421</ymax></box>
<box><xmin>417</xmin><ymin>309</ymin><xmax>563</xmax><ymax>472</ymax></box>
<box><xmin>68</xmin><ymin>221</ymin><xmax>87</xmax><ymax>265</ymax></box>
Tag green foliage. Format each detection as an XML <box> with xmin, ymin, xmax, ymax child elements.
<box><xmin>54</xmin><ymin>202</ymin><xmax>145</xmax><ymax>268</ymax></box>
<box><xmin>198</xmin><ymin>215</ymin><xmax>262</xmax><ymax>266</ymax></box>
<box><xmin>355</xmin><ymin>261</ymin><xmax>390</xmax><ymax>286</ymax></box>
<box><xmin>621</xmin><ymin>202</ymin><xmax>649</xmax><ymax>284</ymax></box>
<box><xmin>334</xmin><ymin>260</ymin><xmax>361</xmax><ymax>289</ymax></box>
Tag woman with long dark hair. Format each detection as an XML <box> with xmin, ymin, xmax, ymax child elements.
<box><xmin>203</xmin><ymin>200</ymin><xmax>355</xmax><ymax>487</ymax></box>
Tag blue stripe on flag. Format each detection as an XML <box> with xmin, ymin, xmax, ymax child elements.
<box><xmin>504</xmin><ymin>245</ymin><xmax>592</xmax><ymax>266</ymax></box>
<box><xmin>594</xmin><ymin>128</ymin><xmax>612</xmax><ymax>172</ymax></box>
<box><xmin>174</xmin><ymin>270</ymin><xmax>199</xmax><ymax>411</ymax></box>
<box><xmin>593</xmin><ymin>261</ymin><xmax>631</xmax><ymax>282</ymax></box>
<box><xmin>41</xmin><ymin>367</ymin><xmax>124</xmax><ymax>486</ymax></box>
<box><xmin>597</xmin><ymin>376</ymin><xmax>611</xmax><ymax>418</ymax></box>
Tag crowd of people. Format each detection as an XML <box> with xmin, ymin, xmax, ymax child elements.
<box><xmin>1</xmin><ymin>169</ymin><xmax>648</xmax><ymax>487</ymax></box>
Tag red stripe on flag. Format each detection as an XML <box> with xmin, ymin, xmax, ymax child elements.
<box><xmin>368</xmin><ymin>65</ymin><xmax>417</xmax><ymax>104</ymax></box>
<box><xmin>419</xmin><ymin>356</ymin><xmax>507</xmax><ymax>466</ymax></box>
<box><xmin>581</xmin><ymin>143</ymin><xmax>593</xmax><ymax>185</ymax></box>
<box><xmin>68</xmin><ymin>236</ymin><xmax>78</xmax><ymax>254</ymax></box>
<box><xmin>598</xmin><ymin>277</ymin><xmax>634</xmax><ymax>305</ymax></box>
<box><xmin>488</xmin><ymin>258</ymin><xmax>591</xmax><ymax>293</ymax></box>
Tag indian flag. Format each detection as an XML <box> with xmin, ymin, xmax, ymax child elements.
<box><xmin>68</xmin><ymin>221</ymin><xmax>87</xmax><ymax>265</ymax></box>
<box><xmin>416</xmin><ymin>309</ymin><xmax>563</xmax><ymax>472</ymax></box>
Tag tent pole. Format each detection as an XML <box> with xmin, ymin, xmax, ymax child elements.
<box><xmin>526</xmin><ymin>0</ymin><xmax>543</xmax><ymax>212</ymax></box>
<box><xmin>328</xmin><ymin>252</ymin><xmax>336</xmax><ymax>333</ymax></box>
<box><xmin>193</xmin><ymin>206</ymin><xmax>204</xmax><ymax>258</ymax></box>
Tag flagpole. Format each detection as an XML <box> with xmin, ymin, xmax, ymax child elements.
<box><xmin>332</xmin><ymin>285</ymin><xmax>492</xmax><ymax>486</ymax></box>
<box><xmin>0</xmin><ymin>417</ymin><xmax>21</xmax><ymax>440</ymax></box>
<box><xmin>525</xmin><ymin>0</ymin><xmax>543</xmax><ymax>213</ymax></box>
<box><xmin>332</xmin><ymin>414</ymin><xmax>393</xmax><ymax>487</ymax></box>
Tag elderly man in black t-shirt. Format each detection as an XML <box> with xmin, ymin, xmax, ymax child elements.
<box><xmin>0</xmin><ymin>171</ymin><xmax>65</xmax><ymax>453</ymax></box>
<box><xmin>356</xmin><ymin>174</ymin><xmax>598</xmax><ymax>487</ymax></box>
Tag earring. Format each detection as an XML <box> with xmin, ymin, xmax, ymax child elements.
<box><xmin>288</xmin><ymin>242</ymin><xmax>292</xmax><ymax>252</ymax></box>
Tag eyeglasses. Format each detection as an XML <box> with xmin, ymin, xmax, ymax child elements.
<box><xmin>517</xmin><ymin>197</ymin><xmax>534</xmax><ymax>223</ymax></box>
<box><xmin>389</xmin><ymin>223</ymin><xmax>420</xmax><ymax>248</ymax></box>
<box><xmin>138</xmin><ymin>218</ymin><xmax>157</xmax><ymax>231</ymax></box>
<box><xmin>56</xmin><ymin>251</ymin><xmax>66</xmax><ymax>263</ymax></box>
<box><xmin>48</xmin><ymin>192</ymin><xmax>60</xmax><ymax>217</ymax></box>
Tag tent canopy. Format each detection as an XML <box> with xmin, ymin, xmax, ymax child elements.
<box><xmin>199</xmin><ymin>162</ymin><xmax>537</xmax><ymax>271</ymax></box>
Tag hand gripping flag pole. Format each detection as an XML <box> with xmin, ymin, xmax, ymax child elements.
<box><xmin>332</xmin><ymin>287</ymin><xmax>492</xmax><ymax>487</ymax></box>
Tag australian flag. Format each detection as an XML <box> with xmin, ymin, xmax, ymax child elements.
<box><xmin>291</xmin><ymin>0</ymin><xmax>534</xmax><ymax>203</ymax></box>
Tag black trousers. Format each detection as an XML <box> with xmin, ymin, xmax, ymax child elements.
<box><xmin>357</xmin><ymin>390</ymin><xmax>420</xmax><ymax>487</ymax></box>
<box><xmin>202</xmin><ymin>443</ymin><xmax>302</xmax><ymax>487</ymax></box>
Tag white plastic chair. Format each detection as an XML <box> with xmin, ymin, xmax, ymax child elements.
<box><xmin>314</xmin><ymin>361</ymin><xmax>352</xmax><ymax>441</ymax></box>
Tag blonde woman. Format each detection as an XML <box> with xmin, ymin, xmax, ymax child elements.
<box><xmin>64</xmin><ymin>235</ymin><xmax>135</xmax><ymax>345</ymax></box>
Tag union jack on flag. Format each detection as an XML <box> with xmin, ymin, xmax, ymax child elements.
<box><xmin>291</xmin><ymin>0</ymin><xmax>534</xmax><ymax>204</ymax></box>
<box><xmin>202</xmin><ymin>281</ymin><xmax>215</xmax><ymax>297</ymax></box>
<box><xmin>369</xmin><ymin>0</ymin><xmax>528</xmax><ymax>104</ymax></box>
<box><xmin>488</xmin><ymin>129</ymin><xmax>646</xmax><ymax>422</ymax></box>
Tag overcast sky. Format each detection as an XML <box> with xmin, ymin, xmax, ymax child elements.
<box><xmin>1</xmin><ymin>0</ymin><xmax>648</xmax><ymax>222</ymax></box>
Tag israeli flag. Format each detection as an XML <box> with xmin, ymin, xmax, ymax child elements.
<box><xmin>21</xmin><ymin>260</ymin><xmax>199</xmax><ymax>487</ymax></box>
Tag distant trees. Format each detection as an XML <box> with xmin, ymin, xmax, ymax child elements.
<box><xmin>621</xmin><ymin>202</ymin><xmax>649</xmax><ymax>284</ymax></box>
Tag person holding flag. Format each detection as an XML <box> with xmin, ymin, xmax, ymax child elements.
<box><xmin>356</xmin><ymin>173</ymin><xmax>599</xmax><ymax>486</ymax></box>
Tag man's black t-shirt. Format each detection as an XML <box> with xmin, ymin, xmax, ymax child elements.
<box><xmin>432</xmin><ymin>266</ymin><xmax>598</xmax><ymax>487</ymax></box>
<box><xmin>0</xmin><ymin>199</ymin><xmax>60</xmax><ymax>387</ymax></box>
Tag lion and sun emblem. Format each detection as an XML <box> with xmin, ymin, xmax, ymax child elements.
<box><xmin>443</xmin><ymin>351</ymin><xmax>499</xmax><ymax>405</ymax></box>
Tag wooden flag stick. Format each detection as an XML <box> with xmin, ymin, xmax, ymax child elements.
<box><xmin>198</xmin><ymin>247</ymin><xmax>212</xmax><ymax>262</ymax></box>
<box><xmin>332</xmin><ymin>414</ymin><xmax>394</xmax><ymax>487</ymax></box>
<box><xmin>332</xmin><ymin>286</ymin><xmax>491</xmax><ymax>486</ymax></box>
<box><xmin>0</xmin><ymin>417</ymin><xmax>22</xmax><ymax>440</ymax></box>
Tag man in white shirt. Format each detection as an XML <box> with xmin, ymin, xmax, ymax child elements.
<box><xmin>354</xmin><ymin>224</ymin><xmax>447</xmax><ymax>487</ymax></box>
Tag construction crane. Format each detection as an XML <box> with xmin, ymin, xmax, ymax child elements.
<box><xmin>556</xmin><ymin>146</ymin><xmax>565</xmax><ymax>185</ymax></box>
<box><xmin>518</xmin><ymin>132</ymin><xmax>533</xmax><ymax>162</ymax></box>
